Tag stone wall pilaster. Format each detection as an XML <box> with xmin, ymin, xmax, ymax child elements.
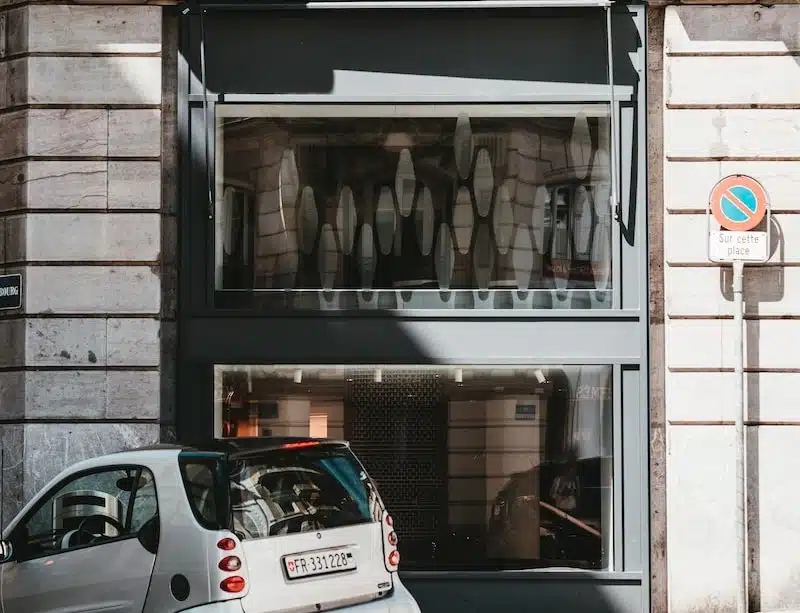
<box><xmin>0</xmin><ymin>3</ymin><xmax>175</xmax><ymax>521</ymax></box>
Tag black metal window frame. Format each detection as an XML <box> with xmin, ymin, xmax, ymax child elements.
<box><xmin>174</xmin><ymin>5</ymin><xmax>650</xmax><ymax>612</ymax></box>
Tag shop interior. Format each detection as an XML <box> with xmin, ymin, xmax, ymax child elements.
<box><xmin>214</xmin><ymin>365</ymin><xmax>613</xmax><ymax>570</ymax></box>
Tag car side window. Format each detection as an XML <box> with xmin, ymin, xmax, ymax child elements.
<box><xmin>13</xmin><ymin>466</ymin><xmax>159</xmax><ymax>560</ymax></box>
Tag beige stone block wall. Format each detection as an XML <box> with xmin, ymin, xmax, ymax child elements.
<box><xmin>662</xmin><ymin>5</ymin><xmax>800</xmax><ymax>612</ymax></box>
<box><xmin>0</xmin><ymin>3</ymin><xmax>174</xmax><ymax>520</ymax></box>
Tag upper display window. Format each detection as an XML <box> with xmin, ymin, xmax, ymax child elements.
<box><xmin>214</xmin><ymin>104</ymin><xmax>613</xmax><ymax>311</ymax></box>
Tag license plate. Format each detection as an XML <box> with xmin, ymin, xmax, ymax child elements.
<box><xmin>283</xmin><ymin>547</ymin><xmax>357</xmax><ymax>580</ymax></box>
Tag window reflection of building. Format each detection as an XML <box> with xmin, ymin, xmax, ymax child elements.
<box><xmin>215</xmin><ymin>109</ymin><xmax>613</xmax><ymax>310</ymax></box>
<box><xmin>214</xmin><ymin>365</ymin><xmax>612</xmax><ymax>571</ymax></box>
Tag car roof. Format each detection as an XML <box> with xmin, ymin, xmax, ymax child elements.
<box><xmin>121</xmin><ymin>437</ymin><xmax>349</xmax><ymax>459</ymax></box>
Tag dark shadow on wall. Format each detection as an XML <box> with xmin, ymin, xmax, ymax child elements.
<box><xmin>673</xmin><ymin>4</ymin><xmax>800</xmax><ymax>69</ymax></box>
<box><xmin>181</xmin><ymin>8</ymin><xmax>641</xmax><ymax>95</ymax></box>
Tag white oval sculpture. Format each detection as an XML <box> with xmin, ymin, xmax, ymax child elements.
<box><xmin>532</xmin><ymin>185</ymin><xmax>550</xmax><ymax>254</ymax></box>
<box><xmin>298</xmin><ymin>185</ymin><xmax>318</xmax><ymax>256</ymax></box>
<box><xmin>573</xmin><ymin>185</ymin><xmax>594</xmax><ymax>257</ymax></box>
<box><xmin>336</xmin><ymin>186</ymin><xmax>357</xmax><ymax>256</ymax></box>
<box><xmin>569</xmin><ymin>113</ymin><xmax>593</xmax><ymax>181</ymax></box>
<box><xmin>493</xmin><ymin>180</ymin><xmax>515</xmax><ymax>255</ymax></box>
<box><xmin>395</xmin><ymin>148</ymin><xmax>416</xmax><ymax>218</ymax></box>
<box><xmin>511</xmin><ymin>224</ymin><xmax>534</xmax><ymax>290</ymax></box>
<box><xmin>318</xmin><ymin>223</ymin><xmax>338</xmax><ymax>290</ymax></box>
<box><xmin>454</xmin><ymin>114</ymin><xmax>474</xmax><ymax>180</ymax></box>
<box><xmin>375</xmin><ymin>186</ymin><xmax>397</xmax><ymax>256</ymax></box>
<box><xmin>415</xmin><ymin>185</ymin><xmax>435</xmax><ymax>256</ymax></box>
<box><xmin>591</xmin><ymin>149</ymin><xmax>612</xmax><ymax>290</ymax></box>
<box><xmin>473</xmin><ymin>148</ymin><xmax>494</xmax><ymax>218</ymax></box>
<box><xmin>453</xmin><ymin>186</ymin><xmax>474</xmax><ymax>255</ymax></box>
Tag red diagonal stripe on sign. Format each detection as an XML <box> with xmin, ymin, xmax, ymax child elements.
<box><xmin>722</xmin><ymin>187</ymin><xmax>755</xmax><ymax>220</ymax></box>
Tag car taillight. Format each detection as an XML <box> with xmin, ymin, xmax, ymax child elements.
<box><xmin>219</xmin><ymin>556</ymin><xmax>242</xmax><ymax>572</ymax></box>
<box><xmin>381</xmin><ymin>510</ymin><xmax>399</xmax><ymax>572</ymax></box>
<box><xmin>282</xmin><ymin>441</ymin><xmax>320</xmax><ymax>449</ymax></box>
<box><xmin>220</xmin><ymin>576</ymin><xmax>246</xmax><ymax>593</ymax></box>
<box><xmin>217</xmin><ymin>538</ymin><xmax>237</xmax><ymax>551</ymax></box>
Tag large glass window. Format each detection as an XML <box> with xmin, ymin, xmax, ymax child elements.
<box><xmin>214</xmin><ymin>105</ymin><xmax>613</xmax><ymax>310</ymax></box>
<box><xmin>213</xmin><ymin>364</ymin><xmax>613</xmax><ymax>571</ymax></box>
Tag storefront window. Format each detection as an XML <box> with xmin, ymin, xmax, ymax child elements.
<box><xmin>213</xmin><ymin>364</ymin><xmax>613</xmax><ymax>571</ymax></box>
<box><xmin>214</xmin><ymin>105</ymin><xmax>613</xmax><ymax>310</ymax></box>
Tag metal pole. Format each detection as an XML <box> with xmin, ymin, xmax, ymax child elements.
<box><xmin>732</xmin><ymin>259</ymin><xmax>747</xmax><ymax>613</ymax></box>
<box><xmin>604</xmin><ymin>5</ymin><xmax>619</xmax><ymax>221</ymax></box>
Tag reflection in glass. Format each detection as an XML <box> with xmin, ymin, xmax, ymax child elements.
<box><xmin>473</xmin><ymin>223</ymin><xmax>494</xmax><ymax>291</ymax></box>
<box><xmin>336</xmin><ymin>186</ymin><xmax>357</xmax><ymax>256</ymax></box>
<box><xmin>569</xmin><ymin>113</ymin><xmax>593</xmax><ymax>181</ymax></box>
<box><xmin>454</xmin><ymin>113</ymin><xmax>474</xmax><ymax>180</ymax></box>
<box><xmin>216</xmin><ymin>106</ymin><xmax>613</xmax><ymax>310</ymax></box>
<box><xmin>453</xmin><ymin>186</ymin><xmax>474</xmax><ymax>255</ymax></box>
<box><xmin>298</xmin><ymin>186</ymin><xmax>318</xmax><ymax>256</ymax></box>
<box><xmin>318</xmin><ymin>223</ymin><xmax>338</xmax><ymax>290</ymax></box>
<box><xmin>532</xmin><ymin>185</ymin><xmax>549</xmax><ymax>254</ymax></box>
<box><xmin>573</xmin><ymin>186</ymin><xmax>594</xmax><ymax>257</ymax></box>
<box><xmin>358</xmin><ymin>223</ymin><xmax>376</xmax><ymax>289</ymax></box>
<box><xmin>415</xmin><ymin>186</ymin><xmax>435</xmax><ymax>257</ymax></box>
<box><xmin>493</xmin><ymin>180</ymin><xmax>515</xmax><ymax>255</ymax></box>
<box><xmin>473</xmin><ymin>148</ymin><xmax>494</xmax><ymax>218</ymax></box>
<box><xmin>214</xmin><ymin>364</ymin><xmax>613</xmax><ymax>572</ymax></box>
<box><xmin>512</xmin><ymin>224</ymin><xmax>534</xmax><ymax>290</ymax></box>
<box><xmin>395</xmin><ymin>148</ymin><xmax>416</xmax><ymax>218</ymax></box>
<box><xmin>591</xmin><ymin>150</ymin><xmax>612</xmax><ymax>292</ymax></box>
<box><xmin>435</xmin><ymin>222</ymin><xmax>455</xmax><ymax>290</ymax></box>
<box><xmin>279</xmin><ymin>149</ymin><xmax>299</xmax><ymax>213</ymax></box>
<box><xmin>375</xmin><ymin>186</ymin><xmax>397</xmax><ymax>256</ymax></box>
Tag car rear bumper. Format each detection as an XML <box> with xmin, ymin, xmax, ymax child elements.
<box><xmin>173</xmin><ymin>580</ymin><xmax>420</xmax><ymax>613</ymax></box>
<box><xmin>345</xmin><ymin>580</ymin><xmax>421</xmax><ymax>613</ymax></box>
<box><xmin>177</xmin><ymin>600</ymin><xmax>246</xmax><ymax>613</ymax></box>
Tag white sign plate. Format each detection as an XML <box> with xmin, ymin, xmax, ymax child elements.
<box><xmin>709</xmin><ymin>231</ymin><xmax>768</xmax><ymax>263</ymax></box>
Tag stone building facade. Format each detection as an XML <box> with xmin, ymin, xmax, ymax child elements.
<box><xmin>1</xmin><ymin>1</ymin><xmax>800</xmax><ymax>613</ymax></box>
<box><xmin>0</xmin><ymin>3</ymin><xmax>176</xmax><ymax>522</ymax></box>
<box><xmin>649</xmin><ymin>3</ymin><xmax>800</xmax><ymax>612</ymax></box>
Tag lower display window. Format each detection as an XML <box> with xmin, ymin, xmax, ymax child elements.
<box><xmin>213</xmin><ymin>364</ymin><xmax>613</xmax><ymax>571</ymax></box>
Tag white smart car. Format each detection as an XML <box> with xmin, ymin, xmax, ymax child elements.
<box><xmin>0</xmin><ymin>437</ymin><xmax>422</xmax><ymax>613</ymax></box>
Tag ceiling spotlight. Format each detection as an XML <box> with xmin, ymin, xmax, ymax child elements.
<box><xmin>374</xmin><ymin>369</ymin><xmax>383</xmax><ymax>383</ymax></box>
<box><xmin>454</xmin><ymin>368</ymin><xmax>463</xmax><ymax>384</ymax></box>
<box><xmin>293</xmin><ymin>369</ymin><xmax>303</xmax><ymax>384</ymax></box>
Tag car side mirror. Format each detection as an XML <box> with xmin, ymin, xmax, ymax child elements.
<box><xmin>0</xmin><ymin>539</ymin><xmax>14</xmax><ymax>563</ymax></box>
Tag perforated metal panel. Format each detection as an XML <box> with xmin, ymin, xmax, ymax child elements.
<box><xmin>344</xmin><ymin>369</ymin><xmax>447</xmax><ymax>564</ymax></box>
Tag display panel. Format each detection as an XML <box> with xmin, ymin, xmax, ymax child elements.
<box><xmin>214</xmin><ymin>364</ymin><xmax>613</xmax><ymax>571</ymax></box>
<box><xmin>214</xmin><ymin>105</ymin><xmax>613</xmax><ymax>310</ymax></box>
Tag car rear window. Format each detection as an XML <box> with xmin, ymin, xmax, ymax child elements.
<box><xmin>179</xmin><ymin>455</ymin><xmax>227</xmax><ymax>530</ymax></box>
<box><xmin>227</xmin><ymin>444</ymin><xmax>379</xmax><ymax>540</ymax></box>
